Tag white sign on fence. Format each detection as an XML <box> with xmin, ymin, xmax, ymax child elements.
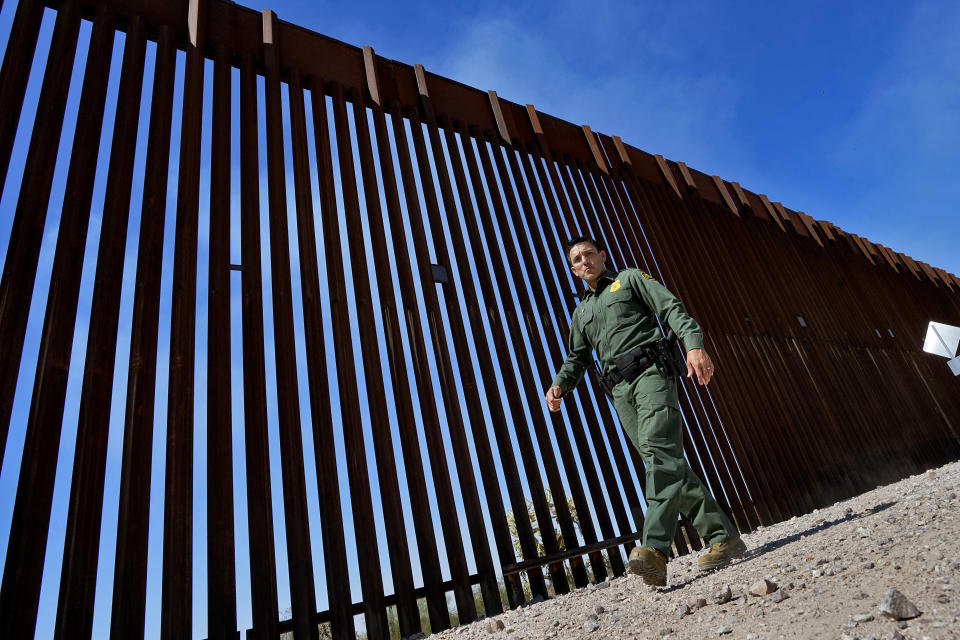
<box><xmin>923</xmin><ymin>322</ymin><xmax>960</xmax><ymax>376</ymax></box>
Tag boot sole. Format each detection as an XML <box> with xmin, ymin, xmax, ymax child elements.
<box><xmin>697</xmin><ymin>539</ymin><xmax>748</xmax><ymax>571</ymax></box>
<box><xmin>628</xmin><ymin>556</ymin><xmax>666</xmax><ymax>587</ymax></box>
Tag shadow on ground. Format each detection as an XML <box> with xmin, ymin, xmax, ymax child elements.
<box><xmin>660</xmin><ymin>500</ymin><xmax>898</xmax><ymax>592</ymax></box>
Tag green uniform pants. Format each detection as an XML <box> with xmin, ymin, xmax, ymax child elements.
<box><xmin>612</xmin><ymin>367</ymin><xmax>737</xmax><ymax>555</ymax></box>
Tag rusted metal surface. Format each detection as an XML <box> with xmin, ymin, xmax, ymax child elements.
<box><xmin>369</xmin><ymin>96</ymin><xmax>468</xmax><ymax>624</ymax></box>
<box><xmin>295</xmin><ymin>73</ymin><xmax>355</xmax><ymax>640</ymax></box>
<box><xmin>0</xmin><ymin>2</ymin><xmax>100</xmax><ymax>636</ymax></box>
<box><xmin>0</xmin><ymin>0</ymin><xmax>81</xmax><ymax>492</ymax></box>
<box><xmin>206</xmin><ymin>40</ymin><xmax>238</xmax><ymax>640</ymax></box>
<box><xmin>432</xmin><ymin>118</ymin><xmax>545</xmax><ymax>605</ymax></box>
<box><xmin>406</xmin><ymin>103</ymin><xmax>514</xmax><ymax>612</ymax></box>
<box><xmin>109</xmin><ymin>23</ymin><xmax>178</xmax><ymax>640</ymax></box>
<box><xmin>262</xmin><ymin>11</ymin><xmax>320</xmax><ymax>640</ymax></box>
<box><xmin>54</xmin><ymin>14</ymin><xmax>146</xmax><ymax>640</ymax></box>
<box><xmin>239</xmin><ymin>49</ymin><xmax>281</xmax><ymax>640</ymax></box>
<box><xmin>349</xmin><ymin>85</ymin><xmax>436</xmax><ymax>635</ymax></box>
<box><xmin>319</xmin><ymin>82</ymin><xmax>391</xmax><ymax>640</ymax></box>
<box><xmin>0</xmin><ymin>0</ymin><xmax>44</xmax><ymax>209</ymax></box>
<box><xmin>162</xmin><ymin>0</ymin><xmax>205</xmax><ymax>634</ymax></box>
<box><xmin>0</xmin><ymin>1</ymin><xmax>959</xmax><ymax>639</ymax></box>
<box><xmin>383</xmin><ymin>101</ymin><xmax>489</xmax><ymax>625</ymax></box>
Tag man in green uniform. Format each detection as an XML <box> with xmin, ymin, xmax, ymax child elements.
<box><xmin>545</xmin><ymin>237</ymin><xmax>745</xmax><ymax>586</ymax></box>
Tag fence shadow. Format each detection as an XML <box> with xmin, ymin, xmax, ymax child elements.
<box><xmin>661</xmin><ymin>501</ymin><xmax>898</xmax><ymax>592</ymax></box>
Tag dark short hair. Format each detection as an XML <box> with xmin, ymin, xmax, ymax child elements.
<box><xmin>564</xmin><ymin>236</ymin><xmax>604</xmax><ymax>262</ymax></box>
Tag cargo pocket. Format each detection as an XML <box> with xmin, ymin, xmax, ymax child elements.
<box><xmin>631</xmin><ymin>369</ymin><xmax>683</xmax><ymax>487</ymax></box>
<box><xmin>632</xmin><ymin>369</ymin><xmax>679</xmax><ymax>413</ymax></box>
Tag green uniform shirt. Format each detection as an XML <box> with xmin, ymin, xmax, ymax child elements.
<box><xmin>551</xmin><ymin>268</ymin><xmax>704</xmax><ymax>394</ymax></box>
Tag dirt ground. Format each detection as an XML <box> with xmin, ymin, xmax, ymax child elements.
<box><xmin>434</xmin><ymin>461</ymin><xmax>960</xmax><ymax>640</ymax></box>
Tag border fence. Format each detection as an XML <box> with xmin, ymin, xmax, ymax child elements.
<box><xmin>0</xmin><ymin>1</ymin><xmax>958</xmax><ymax>638</ymax></box>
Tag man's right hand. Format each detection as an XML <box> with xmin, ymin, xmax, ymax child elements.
<box><xmin>544</xmin><ymin>385</ymin><xmax>563</xmax><ymax>412</ymax></box>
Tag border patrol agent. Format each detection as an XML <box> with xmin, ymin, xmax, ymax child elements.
<box><xmin>545</xmin><ymin>236</ymin><xmax>746</xmax><ymax>586</ymax></box>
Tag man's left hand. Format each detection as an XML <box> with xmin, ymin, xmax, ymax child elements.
<box><xmin>686</xmin><ymin>348</ymin><xmax>715</xmax><ymax>385</ymax></box>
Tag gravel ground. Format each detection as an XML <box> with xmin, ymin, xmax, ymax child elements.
<box><xmin>434</xmin><ymin>461</ymin><xmax>960</xmax><ymax>640</ymax></box>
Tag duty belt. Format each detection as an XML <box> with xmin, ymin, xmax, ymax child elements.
<box><xmin>601</xmin><ymin>345</ymin><xmax>655</xmax><ymax>389</ymax></box>
<box><xmin>595</xmin><ymin>331</ymin><xmax>686</xmax><ymax>398</ymax></box>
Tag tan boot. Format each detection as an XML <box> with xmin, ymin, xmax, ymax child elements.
<box><xmin>628</xmin><ymin>546</ymin><xmax>667</xmax><ymax>586</ymax></box>
<box><xmin>698</xmin><ymin>537</ymin><xmax>747</xmax><ymax>571</ymax></box>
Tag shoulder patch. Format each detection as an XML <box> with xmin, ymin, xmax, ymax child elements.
<box><xmin>609</xmin><ymin>279</ymin><xmax>622</xmax><ymax>292</ymax></box>
<box><xmin>640</xmin><ymin>271</ymin><xmax>655</xmax><ymax>280</ymax></box>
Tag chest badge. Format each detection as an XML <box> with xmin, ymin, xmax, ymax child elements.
<box><xmin>640</xmin><ymin>271</ymin><xmax>654</xmax><ymax>280</ymax></box>
<box><xmin>609</xmin><ymin>279</ymin><xmax>622</xmax><ymax>292</ymax></box>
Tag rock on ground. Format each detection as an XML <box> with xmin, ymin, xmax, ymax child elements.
<box><xmin>433</xmin><ymin>461</ymin><xmax>960</xmax><ymax>640</ymax></box>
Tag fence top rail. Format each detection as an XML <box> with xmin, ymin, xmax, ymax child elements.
<box><xmin>37</xmin><ymin>0</ymin><xmax>960</xmax><ymax>290</ymax></box>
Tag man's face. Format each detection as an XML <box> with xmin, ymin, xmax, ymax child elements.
<box><xmin>568</xmin><ymin>241</ymin><xmax>607</xmax><ymax>285</ymax></box>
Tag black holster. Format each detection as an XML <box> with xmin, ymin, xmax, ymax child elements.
<box><xmin>594</xmin><ymin>331</ymin><xmax>686</xmax><ymax>398</ymax></box>
<box><xmin>595</xmin><ymin>346</ymin><xmax>654</xmax><ymax>398</ymax></box>
<box><xmin>653</xmin><ymin>330</ymin><xmax>687</xmax><ymax>378</ymax></box>
<box><xmin>592</xmin><ymin>361</ymin><xmax>614</xmax><ymax>398</ymax></box>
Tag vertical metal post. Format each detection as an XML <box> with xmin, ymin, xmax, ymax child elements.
<box><xmin>110</xmin><ymin>22</ymin><xmax>178</xmax><ymax>640</ymax></box>
<box><xmin>206</xmin><ymin>40</ymin><xmax>238</xmax><ymax>640</ymax></box>
<box><xmin>161</xmin><ymin>0</ymin><xmax>207</xmax><ymax>634</ymax></box>
<box><xmin>55</xmin><ymin>14</ymin><xmax>147</xmax><ymax>640</ymax></box>
<box><xmin>260</xmin><ymin>12</ymin><xmax>320</xmax><ymax>640</ymax></box>
<box><xmin>0</xmin><ymin>0</ymin><xmax>81</xmax><ymax>470</ymax></box>
<box><xmin>238</xmin><ymin>50</ymin><xmax>280</xmax><ymax>640</ymax></box>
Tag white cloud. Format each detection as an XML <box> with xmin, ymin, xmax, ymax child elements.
<box><xmin>431</xmin><ymin>3</ymin><xmax>746</xmax><ymax>177</ymax></box>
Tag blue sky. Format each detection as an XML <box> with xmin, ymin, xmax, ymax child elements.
<box><xmin>0</xmin><ymin>1</ymin><xmax>958</xmax><ymax>638</ymax></box>
<box><xmin>268</xmin><ymin>0</ymin><xmax>959</xmax><ymax>279</ymax></box>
